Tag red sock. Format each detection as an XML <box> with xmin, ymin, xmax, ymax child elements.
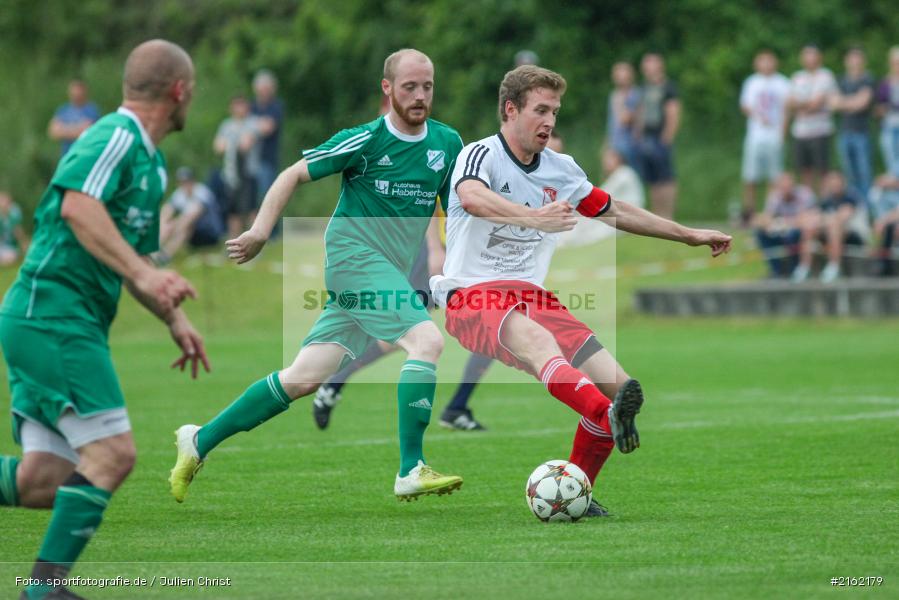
<box><xmin>539</xmin><ymin>356</ymin><xmax>611</xmax><ymax>425</ymax></box>
<box><xmin>568</xmin><ymin>416</ymin><xmax>615</xmax><ymax>484</ymax></box>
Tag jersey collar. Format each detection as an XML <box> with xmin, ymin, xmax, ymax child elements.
<box><xmin>497</xmin><ymin>132</ymin><xmax>540</xmax><ymax>173</ymax></box>
<box><xmin>384</xmin><ymin>113</ymin><xmax>428</xmax><ymax>142</ymax></box>
<box><xmin>116</xmin><ymin>107</ymin><xmax>156</xmax><ymax>156</ymax></box>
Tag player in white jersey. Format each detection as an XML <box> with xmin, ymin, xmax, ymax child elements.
<box><xmin>431</xmin><ymin>65</ymin><xmax>731</xmax><ymax>516</ymax></box>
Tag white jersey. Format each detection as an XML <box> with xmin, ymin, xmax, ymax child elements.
<box><xmin>431</xmin><ymin>133</ymin><xmax>601</xmax><ymax>306</ymax></box>
<box><xmin>740</xmin><ymin>72</ymin><xmax>791</xmax><ymax>143</ymax></box>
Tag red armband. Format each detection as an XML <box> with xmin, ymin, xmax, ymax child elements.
<box><xmin>576</xmin><ymin>186</ymin><xmax>612</xmax><ymax>218</ymax></box>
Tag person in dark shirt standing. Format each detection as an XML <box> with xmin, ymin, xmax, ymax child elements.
<box><xmin>250</xmin><ymin>70</ymin><xmax>284</xmax><ymax>213</ymax></box>
<box><xmin>833</xmin><ymin>47</ymin><xmax>875</xmax><ymax>198</ymax></box>
<box><xmin>634</xmin><ymin>53</ymin><xmax>681</xmax><ymax>219</ymax></box>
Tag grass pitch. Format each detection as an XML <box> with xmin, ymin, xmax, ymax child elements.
<box><xmin>2</xmin><ymin>232</ymin><xmax>897</xmax><ymax>598</ymax></box>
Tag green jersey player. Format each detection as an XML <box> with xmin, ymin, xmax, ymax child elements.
<box><xmin>170</xmin><ymin>49</ymin><xmax>465</xmax><ymax>503</ymax></box>
<box><xmin>0</xmin><ymin>41</ymin><xmax>208</xmax><ymax>600</ymax></box>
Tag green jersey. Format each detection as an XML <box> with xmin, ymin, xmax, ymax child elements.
<box><xmin>0</xmin><ymin>203</ymin><xmax>23</xmax><ymax>248</ymax></box>
<box><xmin>304</xmin><ymin>115</ymin><xmax>463</xmax><ymax>274</ymax></box>
<box><xmin>1</xmin><ymin>107</ymin><xmax>166</xmax><ymax>330</ymax></box>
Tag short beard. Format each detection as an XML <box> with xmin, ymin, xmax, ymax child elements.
<box><xmin>390</xmin><ymin>92</ymin><xmax>430</xmax><ymax>127</ymax></box>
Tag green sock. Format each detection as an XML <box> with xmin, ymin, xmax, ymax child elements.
<box><xmin>397</xmin><ymin>360</ymin><xmax>436</xmax><ymax>476</ymax></box>
<box><xmin>196</xmin><ymin>372</ymin><xmax>291</xmax><ymax>458</ymax></box>
<box><xmin>27</xmin><ymin>479</ymin><xmax>111</xmax><ymax>598</ymax></box>
<box><xmin>0</xmin><ymin>456</ymin><xmax>20</xmax><ymax>506</ymax></box>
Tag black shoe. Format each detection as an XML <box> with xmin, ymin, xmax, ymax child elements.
<box><xmin>608</xmin><ymin>379</ymin><xmax>644</xmax><ymax>454</ymax></box>
<box><xmin>438</xmin><ymin>408</ymin><xmax>487</xmax><ymax>431</ymax></box>
<box><xmin>584</xmin><ymin>498</ymin><xmax>612</xmax><ymax>517</ymax></box>
<box><xmin>312</xmin><ymin>384</ymin><xmax>341</xmax><ymax>430</ymax></box>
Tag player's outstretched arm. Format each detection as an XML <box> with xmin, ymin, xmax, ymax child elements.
<box><xmin>601</xmin><ymin>199</ymin><xmax>732</xmax><ymax>257</ymax></box>
<box><xmin>457</xmin><ymin>179</ymin><xmax>577</xmax><ymax>233</ymax></box>
<box><xmin>225</xmin><ymin>158</ymin><xmax>312</xmax><ymax>264</ymax></box>
<box><xmin>62</xmin><ymin>190</ymin><xmax>196</xmax><ymax>313</ymax></box>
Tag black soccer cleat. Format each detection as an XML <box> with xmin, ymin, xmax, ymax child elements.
<box><xmin>608</xmin><ymin>378</ymin><xmax>644</xmax><ymax>454</ymax></box>
<box><xmin>439</xmin><ymin>408</ymin><xmax>487</xmax><ymax>431</ymax></box>
<box><xmin>584</xmin><ymin>498</ymin><xmax>612</xmax><ymax>518</ymax></box>
<box><xmin>312</xmin><ymin>384</ymin><xmax>341</xmax><ymax>430</ymax></box>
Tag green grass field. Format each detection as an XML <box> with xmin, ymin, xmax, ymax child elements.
<box><xmin>2</xmin><ymin>231</ymin><xmax>898</xmax><ymax>599</ymax></box>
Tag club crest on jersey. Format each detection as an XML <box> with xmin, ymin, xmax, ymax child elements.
<box><xmin>426</xmin><ymin>150</ymin><xmax>445</xmax><ymax>172</ymax></box>
<box><xmin>542</xmin><ymin>187</ymin><xmax>558</xmax><ymax>205</ymax></box>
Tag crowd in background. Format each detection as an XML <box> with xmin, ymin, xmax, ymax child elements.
<box><xmin>3</xmin><ymin>46</ymin><xmax>899</xmax><ymax>281</ymax></box>
<box><xmin>736</xmin><ymin>45</ymin><xmax>899</xmax><ymax>280</ymax></box>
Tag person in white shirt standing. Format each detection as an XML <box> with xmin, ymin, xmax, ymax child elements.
<box><xmin>740</xmin><ymin>50</ymin><xmax>791</xmax><ymax>225</ymax></box>
<box><xmin>789</xmin><ymin>44</ymin><xmax>838</xmax><ymax>194</ymax></box>
<box><xmin>431</xmin><ymin>65</ymin><xmax>731</xmax><ymax>517</ymax></box>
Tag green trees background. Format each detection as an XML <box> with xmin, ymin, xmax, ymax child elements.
<box><xmin>2</xmin><ymin>0</ymin><xmax>898</xmax><ymax>220</ymax></box>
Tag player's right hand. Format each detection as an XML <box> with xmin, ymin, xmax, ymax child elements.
<box><xmin>531</xmin><ymin>201</ymin><xmax>577</xmax><ymax>233</ymax></box>
<box><xmin>226</xmin><ymin>230</ymin><xmax>266</xmax><ymax>264</ymax></box>
<box><xmin>136</xmin><ymin>269</ymin><xmax>197</xmax><ymax>315</ymax></box>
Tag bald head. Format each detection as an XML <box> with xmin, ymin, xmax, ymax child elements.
<box><xmin>383</xmin><ymin>49</ymin><xmax>432</xmax><ymax>83</ymax></box>
<box><xmin>123</xmin><ymin>39</ymin><xmax>193</xmax><ymax>101</ymax></box>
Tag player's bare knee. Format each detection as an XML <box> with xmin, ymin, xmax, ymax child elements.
<box><xmin>399</xmin><ymin>322</ymin><xmax>444</xmax><ymax>362</ymax></box>
<box><xmin>17</xmin><ymin>466</ymin><xmax>61</xmax><ymax>508</ymax></box>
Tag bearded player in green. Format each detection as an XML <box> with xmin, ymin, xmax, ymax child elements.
<box><xmin>0</xmin><ymin>41</ymin><xmax>209</xmax><ymax>599</ymax></box>
<box><xmin>170</xmin><ymin>49</ymin><xmax>464</xmax><ymax>503</ymax></box>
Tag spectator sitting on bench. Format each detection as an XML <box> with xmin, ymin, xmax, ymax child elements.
<box><xmin>753</xmin><ymin>172</ymin><xmax>819</xmax><ymax>280</ymax></box>
<box><xmin>869</xmin><ymin>173</ymin><xmax>899</xmax><ymax>276</ymax></box>
<box><xmin>156</xmin><ymin>167</ymin><xmax>217</xmax><ymax>264</ymax></box>
<box><xmin>817</xmin><ymin>170</ymin><xmax>869</xmax><ymax>282</ymax></box>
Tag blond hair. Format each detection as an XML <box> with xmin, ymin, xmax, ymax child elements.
<box><xmin>498</xmin><ymin>65</ymin><xmax>566</xmax><ymax>122</ymax></box>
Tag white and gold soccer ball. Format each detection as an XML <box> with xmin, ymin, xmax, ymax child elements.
<box><xmin>525</xmin><ymin>460</ymin><xmax>592</xmax><ymax>522</ymax></box>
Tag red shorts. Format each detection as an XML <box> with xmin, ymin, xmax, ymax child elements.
<box><xmin>444</xmin><ymin>280</ymin><xmax>596</xmax><ymax>374</ymax></box>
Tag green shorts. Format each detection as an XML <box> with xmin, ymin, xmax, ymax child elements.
<box><xmin>302</xmin><ymin>256</ymin><xmax>431</xmax><ymax>367</ymax></box>
<box><xmin>0</xmin><ymin>315</ymin><xmax>125</xmax><ymax>445</ymax></box>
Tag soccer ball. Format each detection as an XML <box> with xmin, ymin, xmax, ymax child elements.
<box><xmin>525</xmin><ymin>460</ymin><xmax>592</xmax><ymax>522</ymax></box>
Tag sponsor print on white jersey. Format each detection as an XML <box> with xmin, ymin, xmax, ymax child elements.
<box><xmin>431</xmin><ymin>133</ymin><xmax>599</xmax><ymax>306</ymax></box>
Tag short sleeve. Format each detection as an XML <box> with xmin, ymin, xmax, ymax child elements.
<box><xmin>665</xmin><ymin>81</ymin><xmax>679</xmax><ymax>102</ymax></box>
<box><xmin>451</xmin><ymin>142</ymin><xmax>493</xmax><ymax>192</ymax></box>
<box><xmin>877</xmin><ymin>81</ymin><xmax>890</xmax><ymax>104</ymax></box>
<box><xmin>739</xmin><ymin>78</ymin><xmax>751</xmax><ymax>109</ymax></box>
<box><xmin>85</xmin><ymin>103</ymin><xmax>101</xmax><ymax>122</ymax></box>
<box><xmin>562</xmin><ymin>158</ymin><xmax>601</xmax><ymax>214</ymax></box>
<box><xmin>51</xmin><ymin>122</ymin><xmax>135</xmax><ymax>203</ymax></box>
<box><xmin>303</xmin><ymin>126</ymin><xmax>373</xmax><ymax>181</ymax></box>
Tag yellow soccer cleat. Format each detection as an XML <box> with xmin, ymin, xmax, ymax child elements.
<box><xmin>394</xmin><ymin>461</ymin><xmax>463</xmax><ymax>502</ymax></box>
<box><xmin>169</xmin><ymin>424</ymin><xmax>204</xmax><ymax>503</ymax></box>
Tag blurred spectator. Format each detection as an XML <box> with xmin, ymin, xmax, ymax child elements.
<box><xmin>876</xmin><ymin>47</ymin><xmax>899</xmax><ymax>178</ymax></box>
<box><xmin>155</xmin><ymin>167</ymin><xmax>218</xmax><ymax>263</ymax></box>
<box><xmin>251</xmin><ymin>70</ymin><xmax>284</xmax><ymax>204</ymax></box>
<box><xmin>753</xmin><ymin>172</ymin><xmax>819</xmax><ymax>280</ymax></box>
<box><xmin>560</xmin><ymin>147</ymin><xmax>644</xmax><ymax>247</ymax></box>
<box><xmin>869</xmin><ymin>173</ymin><xmax>899</xmax><ymax>276</ymax></box>
<box><xmin>833</xmin><ymin>47</ymin><xmax>875</xmax><ymax>198</ymax></box>
<box><xmin>634</xmin><ymin>52</ymin><xmax>680</xmax><ymax>219</ymax></box>
<box><xmin>607</xmin><ymin>61</ymin><xmax>640</xmax><ymax>168</ymax></box>
<box><xmin>546</xmin><ymin>130</ymin><xmax>563</xmax><ymax>153</ymax></box>
<box><xmin>788</xmin><ymin>45</ymin><xmax>837</xmax><ymax>194</ymax></box>
<box><xmin>215</xmin><ymin>95</ymin><xmax>261</xmax><ymax>239</ymax></box>
<box><xmin>740</xmin><ymin>50</ymin><xmax>791</xmax><ymax>225</ymax></box>
<box><xmin>0</xmin><ymin>191</ymin><xmax>29</xmax><ymax>266</ymax></box>
<box><xmin>47</xmin><ymin>79</ymin><xmax>100</xmax><ymax>156</ymax></box>
<box><xmin>514</xmin><ymin>49</ymin><xmax>539</xmax><ymax>67</ymax></box>
<box><xmin>817</xmin><ymin>171</ymin><xmax>869</xmax><ymax>282</ymax></box>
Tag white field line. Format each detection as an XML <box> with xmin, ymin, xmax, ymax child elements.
<box><xmin>148</xmin><ymin>408</ymin><xmax>899</xmax><ymax>456</ymax></box>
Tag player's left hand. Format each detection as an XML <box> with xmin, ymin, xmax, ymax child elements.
<box><xmin>688</xmin><ymin>229</ymin><xmax>733</xmax><ymax>258</ymax></box>
<box><xmin>226</xmin><ymin>229</ymin><xmax>266</xmax><ymax>264</ymax></box>
<box><xmin>168</xmin><ymin>314</ymin><xmax>211</xmax><ymax>379</ymax></box>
